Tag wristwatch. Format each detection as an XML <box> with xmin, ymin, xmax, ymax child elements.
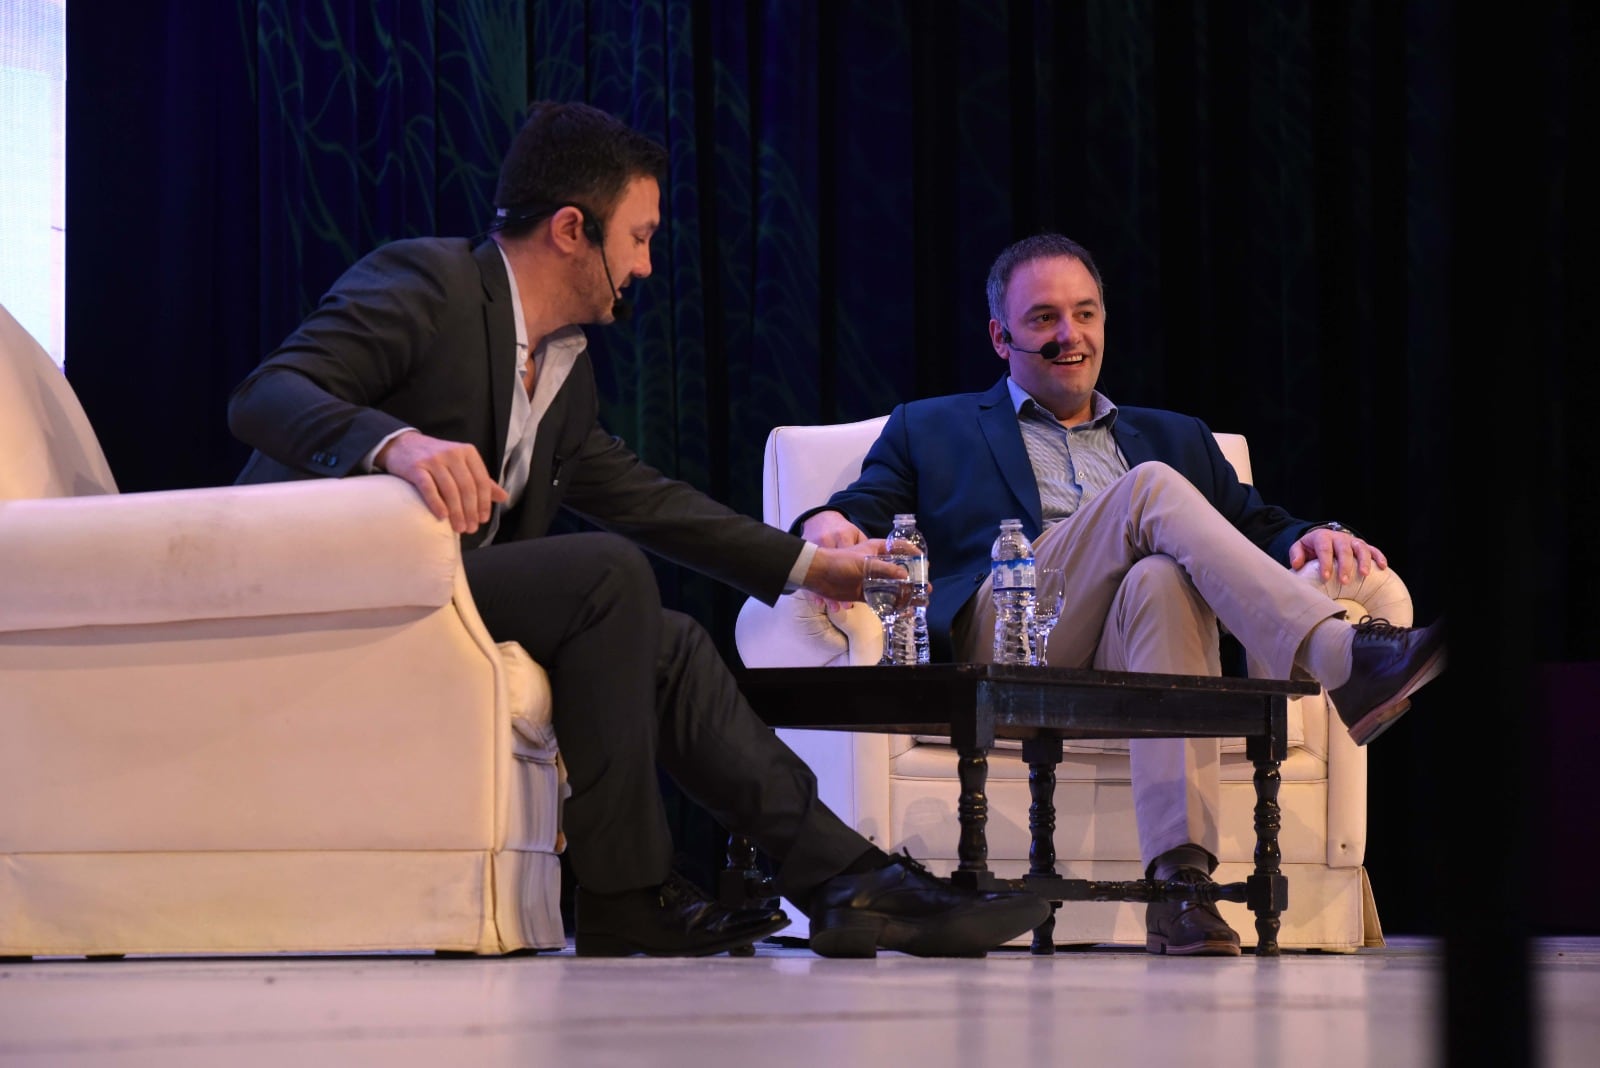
<box><xmin>1313</xmin><ymin>521</ymin><xmax>1361</xmax><ymax>539</ymax></box>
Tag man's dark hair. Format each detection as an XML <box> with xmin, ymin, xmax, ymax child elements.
<box><xmin>492</xmin><ymin>100</ymin><xmax>669</xmax><ymax>239</ymax></box>
<box><xmin>985</xmin><ymin>233</ymin><xmax>1106</xmax><ymax>323</ymax></box>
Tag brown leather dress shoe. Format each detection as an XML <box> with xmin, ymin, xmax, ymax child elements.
<box><xmin>1145</xmin><ymin>867</ymin><xmax>1242</xmax><ymax>957</ymax></box>
<box><xmin>1328</xmin><ymin>616</ymin><xmax>1447</xmax><ymax>745</ymax></box>
<box><xmin>805</xmin><ymin>850</ymin><xmax>1050</xmax><ymax>958</ymax></box>
<box><xmin>575</xmin><ymin>872</ymin><xmax>789</xmax><ymax>957</ymax></box>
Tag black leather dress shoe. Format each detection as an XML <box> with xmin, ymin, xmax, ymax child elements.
<box><xmin>1146</xmin><ymin>867</ymin><xmax>1242</xmax><ymax>957</ymax></box>
<box><xmin>575</xmin><ymin>872</ymin><xmax>790</xmax><ymax>957</ymax></box>
<box><xmin>805</xmin><ymin>851</ymin><xmax>1050</xmax><ymax>958</ymax></box>
<box><xmin>1328</xmin><ymin>616</ymin><xmax>1447</xmax><ymax>746</ymax></box>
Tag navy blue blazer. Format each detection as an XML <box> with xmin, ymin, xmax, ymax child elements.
<box><xmin>802</xmin><ymin>376</ymin><xmax>1319</xmax><ymax>660</ymax></box>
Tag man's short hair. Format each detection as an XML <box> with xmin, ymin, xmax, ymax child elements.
<box><xmin>985</xmin><ymin>234</ymin><xmax>1106</xmax><ymax>323</ymax></box>
<box><xmin>492</xmin><ymin>100</ymin><xmax>669</xmax><ymax>238</ymax></box>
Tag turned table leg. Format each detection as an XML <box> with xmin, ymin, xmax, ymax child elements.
<box><xmin>950</xmin><ymin>745</ymin><xmax>991</xmax><ymax>889</ymax></box>
<box><xmin>1021</xmin><ymin>736</ymin><xmax>1064</xmax><ymax>954</ymax></box>
<box><xmin>1246</xmin><ymin>725</ymin><xmax>1288</xmax><ymax>956</ymax></box>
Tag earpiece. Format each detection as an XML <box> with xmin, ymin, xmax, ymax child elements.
<box><xmin>1000</xmin><ymin>327</ymin><xmax>1014</xmax><ymax>344</ymax></box>
<box><xmin>490</xmin><ymin>202</ymin><xmax>603</xmax><ymax>245</ymax></box>
<box><xmin>578</xmin><ymin>211</ymin><xmax>602</xmax><ymax>245</ymax></box>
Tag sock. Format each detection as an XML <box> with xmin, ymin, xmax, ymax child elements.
<box><xmin>1300</xmin><ymin>618</ymin><xmax>1356</xmax><ymax>690</ymax></box>
<box><xmin>1149</xmin><ymin>843</ymin><xmax>1217</xmax><ymax>881</ymax></box>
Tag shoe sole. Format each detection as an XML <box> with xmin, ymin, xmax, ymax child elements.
<box><xmin>574</xmin><ymin>914</ymin><xmax>790</xmax><ymax>958</ymax></box>
<box><xmin>810</xmin><ymin>897</ymin><xmax>1051</xmax><ymax>959</ymax></box>
<box><xmin>1146</xmin><ymin>934</ymin><xmax>1243</xmax><ymax>957</ymax></box>
<box><xmin>1344</xmin><ymin>645</ymin><xmax>1447</xmax><ymax>746</ymax></box>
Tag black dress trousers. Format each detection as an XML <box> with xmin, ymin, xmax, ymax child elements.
<box><xmin>462</xmin><ymin>531</ymin><xmax>865</xmax><ymax>897</ymax></box>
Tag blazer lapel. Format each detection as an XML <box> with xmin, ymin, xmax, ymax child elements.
<box><xmin>976</xmin><ymin>377</ymin><xmax>1044</xmax><ymax>530</ymax></box>
<box><xmin>1111</xmin><ymin>415</ymin><xmax>1152</xmax><ymax>469</ymax></box>
<box><xmin>473</xmin><ymin>240</ymin><xmax>516</xmax><ymax>480</ymax></box>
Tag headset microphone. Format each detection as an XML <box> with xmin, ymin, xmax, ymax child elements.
<box><xmin>594</xmin><ymin>240</ymin><xmax>632</xmax><ymax>322</ymax></box>
<box><xmin>572</xmin><ymin>210</ymin><xmax>632</xmax><ymax>321</ymax></box>
<box><xmin>1000</xmin><ymin>327</ymin><xmax>1061</xmax><ymax>360</ymax></box>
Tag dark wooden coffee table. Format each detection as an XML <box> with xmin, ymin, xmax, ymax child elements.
<box><xmin>726</xmin><ymin>663</ymin><xmax>1319</xmax><ymax>956</ymax></box>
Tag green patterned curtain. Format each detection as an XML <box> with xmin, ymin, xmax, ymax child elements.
<box><xmin>247</xmin><ymin>0</ymin><xmax>527</xmax><ymax>327</ymax></box>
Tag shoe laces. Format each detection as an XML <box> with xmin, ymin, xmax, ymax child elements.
<box><xmin>891</xmin><ymin>846</ymin><xmax>933</xmax><ymax>877</ymax></box>
<box><xmin>658</xmin><ymin>871</ymin><xmax>710</xmax><ymax>908</ymax></box>
<box><xmin>1352</xmin><ymin>615</ymin><xmax>1405</xmax><ymax>641</ymax></box>
<box><xmin>1159</xmin><ymin>866</ymin><xmax>1224</xmax><ymax>917</ymax></box>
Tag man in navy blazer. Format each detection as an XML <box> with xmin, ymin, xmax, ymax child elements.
<box><xmin>229</xmin><ymin>102</ymin><xmax>1049</xmax><ymax>959</ymax></box>
<box><xmin>799</xmin><ymin>233</ymin><xmax>1445</xmax><ymax>957</ymax></box>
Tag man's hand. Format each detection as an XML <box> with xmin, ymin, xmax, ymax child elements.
<box><xmin>800</xmin><ymin>509</ymin><xmax>869</xmax><ymax>548</ymax></box>
<box><xmin>375</xmin><ymin>430</ymin><xmax>509</xmax><ymax>534</ymax></box>
<box><xmin>1288</xmin><ymin>526</ymin><xmax>1387</xmax><ymax>584</ymax></box>
<box><xmin>800</xmin><ymin>539</ymin><xmax>891</xmax><ymax>608</ymax></box>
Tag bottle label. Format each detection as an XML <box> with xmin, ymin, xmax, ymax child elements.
<box><xmin>992</xmin><ymin>558</ymin><xmax>1035</xmax><ymax>590</ymax></box>
<box><xmin>888</xmin><ymin>532</ymin><xmax>929</xmax><ymax>584</ymax></box>
<box><xmin>899</xmin><ymin>556</ymin><xmax>928</xmax><ymax>584</ymax></box>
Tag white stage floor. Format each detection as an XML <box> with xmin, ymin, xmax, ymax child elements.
<box><xmin>1</xmin><ymin>936</ymin><xmax>1593</xmax><ymax>1066</ymax></box>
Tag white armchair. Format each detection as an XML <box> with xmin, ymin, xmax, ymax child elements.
<box><xmin>0</xmin><ymin>303</ymin><xmax>566</xmax><ymax>957</ymax></box>
<box><xmin>737</xmin><ymin>417</ymin><xmax>1405</xmax><ymax>951</ymax></box>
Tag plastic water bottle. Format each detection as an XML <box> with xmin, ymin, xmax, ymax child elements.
<box><xmin>887</xmin><ymin>513</ymin><xmax>931</xmax><ymax>665</ymax></box>
<box><xmin>991</xmin><ymin>518</ymin><xmax>1037</xmax><ymax>665</ymax></box>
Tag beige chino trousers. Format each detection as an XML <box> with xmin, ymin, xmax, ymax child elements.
<box><xmin>955</xmin><ymin>461</ymin><xmax>1342</xmax><ymax>869</ymax></box>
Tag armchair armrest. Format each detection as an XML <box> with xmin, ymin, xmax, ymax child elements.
<box><xmin>735</xmin><ymin>592</ymin><xmax>883</xmax><ymax>668</ymax></box>
<box><xmin>733</xmin><ymin>592</ymin><xmax>894</xmax><ymax>851</ymax></box>
<box><xmin>1293</xmin><ymin>559</ymin><xmax>1413</xmax><ymax>869</ymax></box>
<box><xmin>0</xmin><ymin>476</ymin><xmax>459</xmax><ymax>634</ymax></box>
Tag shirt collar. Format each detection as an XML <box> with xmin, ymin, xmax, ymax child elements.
<box><xmin>1005</xmin><ymin>376</ymin><xmax>1119</xmax><ymax>429</ymax></box>
<box><xmin>496</xmin><ymin>241</ymin><xmax>587</xmax><ymax>372</ymax></box>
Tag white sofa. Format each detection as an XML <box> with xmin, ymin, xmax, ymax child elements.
<box><xmin>737</xmin><ymin>417</ymin><xmax>1406</xmax><ymax>951</ymax></box>
<box><xmin>0</xmin><ymin>302</ymin><xmax>566</xmax><ymax>957</ymax></box>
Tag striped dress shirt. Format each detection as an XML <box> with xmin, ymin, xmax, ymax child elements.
<box><xmin>1004</xmin><ymin>377</ymin><xmax>1128</xmax><ymax>529</ymax></box>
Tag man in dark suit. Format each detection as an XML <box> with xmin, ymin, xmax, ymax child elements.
<box><xmin>228</xmin><ymin>101</ymin><xmax>1048</xmax><ymax>959</ymax></box>
<box><xmin>798</xmin><ymin>233</ymin><xmax>1446</xmax><ymax>957</ymax></box>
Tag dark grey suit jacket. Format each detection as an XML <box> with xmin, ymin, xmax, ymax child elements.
<box><xmin>229</xmin><ymin>237</ymin><xmax>802</xmax><ymax>606</ymax></box>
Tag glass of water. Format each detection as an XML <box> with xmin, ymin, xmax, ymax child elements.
<box><xmin>1031</xmin><ymin>565</ymin><xmax>1067</xmax><ymax>666</ymax></box>
<box><xmin>862</xmin><ymin>554</ymin><xmax>915</xmax><ymax>665</ymax></box>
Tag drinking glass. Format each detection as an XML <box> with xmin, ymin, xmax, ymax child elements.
<box><xmin>862</xmin><ymin>554</ymin><xmax>915</xmax><ymax>665</ymax></box>
<box><xmin>1031</xmin><ymin>565</ymin><xmax>1067</xmax><ymax>666</ymax></box>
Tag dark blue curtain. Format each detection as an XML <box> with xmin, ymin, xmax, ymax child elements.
<box><xmin>64</xmin><ymin>5</ymin><xmax>1597</xmax><ymax>1047</ymax></box>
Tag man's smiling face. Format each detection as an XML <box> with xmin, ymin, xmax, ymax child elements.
<box><xmin>990</xmin><ymin>254</ymin><xmax>1105</xmax><ymax>425</ymax></box>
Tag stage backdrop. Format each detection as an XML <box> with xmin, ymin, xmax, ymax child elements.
<box><xmin>63</xmin><ymin>0</ymin><xmax>1595</xmax><ymax>944</ymax></box>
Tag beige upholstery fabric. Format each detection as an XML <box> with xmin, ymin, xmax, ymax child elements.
<box><xmin>0</xmin><ymin>302</ymin><xmax>565</xmax><ymax>956</ymax></box>
<box><xmin>0</xmin><ymin>303</ymin><xmax>117</xmax><ymax>500</ymax></box>
<box><xmin>736</xmin><ymin>418</ymin><xmax>1397</xmax><ymax>951</ymax></box>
